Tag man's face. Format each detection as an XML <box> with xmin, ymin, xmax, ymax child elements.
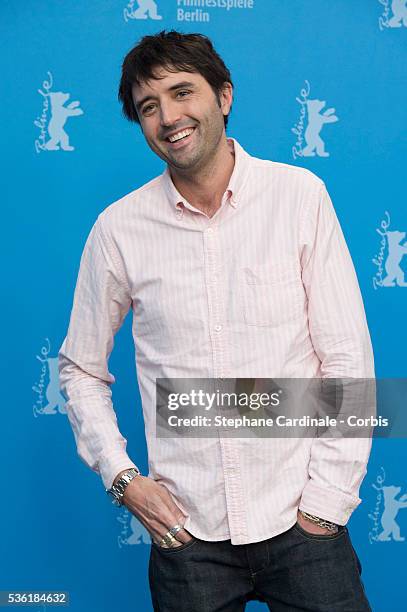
<box><xmin>132</xmin><ymin>68</ymin><xmax>232</xmax><ymax>172</ymax></box>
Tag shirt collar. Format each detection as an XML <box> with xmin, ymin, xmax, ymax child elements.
<box><xmin>161</xmin><ymin>137</ymin><xmax>251</xmax><ymax>212</ymax></box>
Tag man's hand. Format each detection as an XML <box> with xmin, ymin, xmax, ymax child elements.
<box><xmin>114</xmin><ymin>471</ymin><xmax>194</xmax><ymax>548</ymax></box>
<box><xmin>296</xmin><ymin>510</ymin><xmax>334</xmax><ymax>535</ymax></box>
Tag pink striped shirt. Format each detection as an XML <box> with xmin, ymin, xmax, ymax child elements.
<box><xmin>58</xmin><ymin>137</ymin><xmax>375</xmax><ymax>545</ymax></box>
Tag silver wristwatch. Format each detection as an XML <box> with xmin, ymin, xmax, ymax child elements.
<box><xmin>299</xmin><ymin>510</ymin><xmax>339</xmax><ymax>533</ymax></box>
<box><xmin>106</xmin><ymin>467</ymin><xmax>141</xmax><ymax>507</ymax></box>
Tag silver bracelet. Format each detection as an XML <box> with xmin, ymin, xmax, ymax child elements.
<box><xmin>299</xmin><ymin>510</ymin><xmax>339</xmax><ymax>532</ymax></box>
<box><xmin>106</xmin><ymin>467</ymin><xmax>141</xmax><ymax>507</ymax></box>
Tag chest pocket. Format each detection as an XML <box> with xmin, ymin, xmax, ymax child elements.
<box><xmin>241</xmin><ymin>260</ymin><xmax>304</xmax><ymax>327</ymax></box>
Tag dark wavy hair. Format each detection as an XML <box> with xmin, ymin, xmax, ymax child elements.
<box><xmin>118</xmin><ymin>30</ymin><xmax>233</xmax><ymax>128</ymax></box>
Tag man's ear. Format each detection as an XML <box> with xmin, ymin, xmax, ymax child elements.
<box><xmin>220</xmin><ymin>82</ymin><xmax>233</xmax><ymax>116</ymax></box>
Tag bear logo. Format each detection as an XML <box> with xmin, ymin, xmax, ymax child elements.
<box><xmin>34</xmin><ymin>356</ymin><xmax>67</xmax><ymax>415</ymax></box>
<box><xmin>125</xmin><ymin>0</ymin><xmax>162</xmax><ymax>21</ymax></box>
<box><xmin>301</xmin><ymin>98</ymin><xmax>338</xmax><ymax>157</ymax></box>
<box><xmin>377</xmin><ymin>485</ymin><xmax>407</xmax><ymax>541</ymax></box>
<box><xmin>381</xmin><ymin>230</ymin><xmax>407</xmax><ymax>287</ymax></box>
<box><xmin>126</xmin><ymin>515</ymin><xmax>153</xmax><ymax>545</ymax></box>
<box><xmin>118</xmin><ymin>513</ymin><xmax>152</xmax><ymax>547</ymax></box>
<box><xmin>388</xmin><ymin>0</ymin><xmax>407</xmax><ymax>27</ymax></box>
<box><xmin>45</xmin><ymin>92</ymin><xmax>83</xmax><ymax>151</ymax></box>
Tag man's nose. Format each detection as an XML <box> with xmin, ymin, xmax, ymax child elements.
<box><xmin>160</xmin><ymin>101</ymin><xmax>182</xmax><ymax>127</ymax></box>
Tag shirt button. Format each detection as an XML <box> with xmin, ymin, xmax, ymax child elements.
<box><xmin>214</xmin><ymin>324</ymin><xmax>222</xmax><ymax>332</ymax></box>
<box><xmin>207</xmin><ymin>228</ymin><xmax>214</xmax><ymax>234</ymax></box>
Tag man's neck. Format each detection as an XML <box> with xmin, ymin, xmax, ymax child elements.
<box><xmin>168</xmin><ymin>138</ymin><xmax>235</xmax><ymax>219</ymax></box>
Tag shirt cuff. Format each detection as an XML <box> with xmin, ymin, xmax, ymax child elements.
<box><xmin>299</xmin><ymin>480</ymin><xmax>362</xmax><ymax>525</ymax></box>
<box><xmin>98</xmin><ymin>450</ymin><xmax>139</xmax><ymax>490</ymax></box>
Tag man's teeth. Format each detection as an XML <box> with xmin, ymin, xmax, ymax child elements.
<box><xmin>168</xmin><ymin>128</ymin><xmax>194</xmax><ymax>143</ymax></box>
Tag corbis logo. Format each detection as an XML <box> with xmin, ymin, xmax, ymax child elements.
<box><xmin>117</xmin><ymin>507</ymin><xmax>152</xmax><ymax>547</ymax></box>
<box><xmin>372</xmin><ymin>211</ymin><xmax>407</xmax><ymax>289</ymax></box>
<box><xmin>34</xmin><ymin>71</ymin><xmax>84</xmax><ymax>154</ymax></box>
<box><xmin>378</xmin><ymin>0</ymin><xmax>407</xmax><ymax>30</ymax></box>
<box><xmin>32</xmin><ymin>338</ymin><xmax>66</xmax><ymax>417</ymax></box>
<box><xmin>368</xmin><ymin>467</ymin><xmax>407</xmax><ymax>543</ymax></box>
<box><xmin>291</xmin><ymin>80</ymin><xmax>339</xmax><ymax>160</ymax></box>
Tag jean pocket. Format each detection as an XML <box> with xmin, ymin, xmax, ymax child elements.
<box><xmin>293</xmin><ymin>521</ymin><xmax>347</xmax><ymax>541</ymax></box>
<box><xmin>152</xmin><ymin>534</ymin><xmax>198</xmax><ymax>554</ymax></box>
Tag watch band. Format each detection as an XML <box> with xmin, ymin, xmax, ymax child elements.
<box><xmin>106</xmin><ymin>467</ymin><xmax>141</xmax><ymax>507</ymax></box>
<box><xmin>299</xmin><ymin>510</ymin><xmax>339</xmax><ymax>533</ymax></box>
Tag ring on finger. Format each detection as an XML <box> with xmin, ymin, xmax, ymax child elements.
<box><xmin>168</xmin><ymin>524</ymin><xmax>184</xmax><ymax>537</ymax></box>
<box><xmin>160</xmin><ymin>532</ymin><xmax>177</xmax><ymax>547</ymax></box>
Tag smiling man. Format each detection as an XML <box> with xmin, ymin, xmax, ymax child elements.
<box><xmin>133</xmin><ymin>67</ymin><xmax>234</xmax><ymax>219</ymax></box>
<box><xmin>58</xmin><ymin>30</ymin><xmax>374</xmax><ymax>611</ymax></box>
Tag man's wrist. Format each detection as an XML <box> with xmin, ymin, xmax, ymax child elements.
<box><xmin>298</xmin><ymin>510</ymin><xmax>339</xmax><ymax>532</ymax></box>
<box><xmin>113</xmin><ymin>468</ymin><xmax>134</xmax><ymax>487</ymax></box>
<box><xmin>106</xmin><ymin>467</ymin><xmax>142</xmax><ymax>507</ymax></box>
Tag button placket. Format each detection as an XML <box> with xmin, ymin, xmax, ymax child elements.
<box><xmin>219</xmin><ymin>436</ymin><xmax>248</xmax><ymax>543</ymax></box>
<box><xmin>202</xmin><ymin>223</ymin><xmax>247</xmax><ymax>543</ymax></box>
<box><xmin>203</xmin><ymin>225</ymin><xmax>226</xmax><ymax>378</ymax></box>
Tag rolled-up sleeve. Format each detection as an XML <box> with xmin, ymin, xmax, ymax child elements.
<box><xmin>58</xmin><ymin>214</ymin><xmax>137</xmax><ymax>490</ymax></box>
<box><xmin>298</xmin><ymin>182</ymin><xmax>376</xmax><ymax>525</ymax></box>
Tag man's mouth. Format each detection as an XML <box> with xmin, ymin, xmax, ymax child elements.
<box><xmin>165</xmin><ymin>127</ymin><xmax>196</xmax><ymax>147</ymax></box>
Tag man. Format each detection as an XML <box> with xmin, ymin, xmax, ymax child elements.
<box><xmin>59</xmin><ymin>30</ymin><xmax>374</xmax><ymax>611</ymax></box>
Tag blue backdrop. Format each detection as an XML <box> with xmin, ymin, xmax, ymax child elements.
<box><xmin>3</xmin><ymin>1</ymin><xmax>407</xmax><ymax>610</ymax></box>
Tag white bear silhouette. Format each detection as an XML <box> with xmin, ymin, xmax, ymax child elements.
<box><xmin>132</xmin><ymin>0</ymin><xmax>162</xmax><ymax>20</ymax></box>
<box><xmin>377</xmin><ymin>485</ymin><xmax>407</xmax><ymax>541</ymax></box>
<box><xmin>382</xmin><ymin>230</ymin><xmax>407</xmax><ymax>287</ymax></box>
<box><xmin>389</xmin><ymin>0</ymin><xmax>407</xmax><ymax>27</ymax></box>
<box><xmin>45</xmin><ymin>92</ymin><xmax>83</xmax><ymax>151</ymax></box>
<box><xmin>36</xmin><ymin>356</ymin><xmax>67</xmax><ymax>414</ymax></box>
<box><xmin>128</xmin><ymin>515</ymin><xmax>152</xmax><ymax>544</ymax></box>
<box><xmin>302</xmin><ymin>98</ymin><xmax>338</xmax><ymax>157</ymax></box>
<box><xmin>118</xmin><ymin>515</ymin><xmax>152</xmax><ymax>546</ymax></box>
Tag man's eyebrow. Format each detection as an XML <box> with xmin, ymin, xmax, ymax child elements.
<box><xmin>135</xmin><ymin>81</ymin><xmax>196</xmax><ymax>111</ymax></box>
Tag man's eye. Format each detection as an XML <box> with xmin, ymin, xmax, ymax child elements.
<box><xmin>143</xmin><ymin>89</ymin><xmax>191</xmax><ymax>113</ymax></box>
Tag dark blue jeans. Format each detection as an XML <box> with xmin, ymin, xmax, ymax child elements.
<box><xmin>148</xmin><ymin>522</ymin><xmax>372</xmax><ymax>611</ymax></box>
